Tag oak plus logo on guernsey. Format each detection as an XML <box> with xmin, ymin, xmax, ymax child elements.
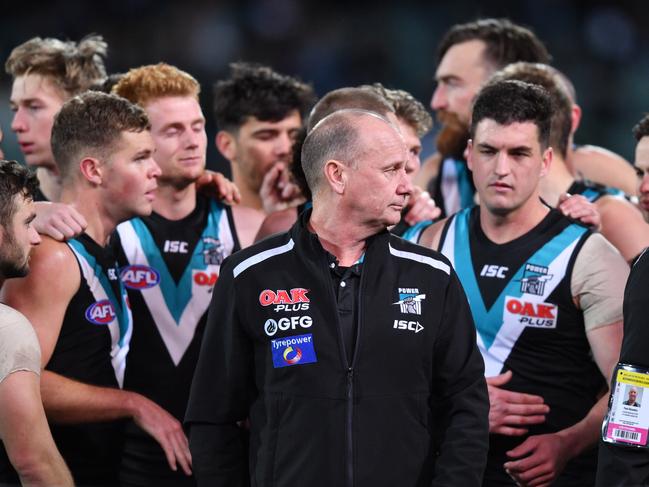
<box><xmin>85</xmin><ymin>300</ymin><xmax>116</xmax><ymax>325</ymax></box>
<box><xmin>504</xmin><ymin>296</ymin><xmax>558</xmax><ymax>329</ymax></box>
<box><xmin>259</xmin><ymin>288</ymin><xmax>310</xmax><ymax>312</ymax></box>
<box><xmin>270</xmin><ymin>333</ymin><xmax>318</xmax><ymax>368</ymax></box>
<box><xmin>393</xmin><ymin>288</ymin><xmax>426</xmax><ymax>315</ymax></box>
<box><xmin>120</xmin><ymin>265</ymin><xmax>160</xmax><ymax>290</ymax></box>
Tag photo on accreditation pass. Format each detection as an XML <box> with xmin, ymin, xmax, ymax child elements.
<box><xmin>602</xmin><ymin>364</ymin><xmax>649</xmax><ymax>448</ymax></box>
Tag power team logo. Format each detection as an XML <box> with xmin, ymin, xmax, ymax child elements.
<box><xmin>504</xmin><ymin>296</ymin><xmax>558</xmax><ymax>329</ymax></box>
<box><xmin>519</xmin><ymin>263</ymin><xmax>553</xmax><ymax>296</ymax></box>
<box><xmin>259</xmin><ymin>288</ymin><xmax>310</xmax><ymax>312</ymax></box>
<box><xmin>393</xmin><ymin>288</ymin><xmax>426</xmax><ymax>315</ymax></box>
<box><xmin>271</xmin><ymin>333</ymin><xmax>318</xmax><ymax>368</ymax></box>
<box><xmin>201</xmin><ymin>237</ymin><xmax>226</xmax><ymax>266</ymax></box>
<box><xmin>120</xmin><ymin>265</ymin><xmax>160</xmax><ymax>290</ymax></box>
<box><xmin>85</xmin><ymin>300</ymin><xmax>116</xmax><ymax>325</ymax></box>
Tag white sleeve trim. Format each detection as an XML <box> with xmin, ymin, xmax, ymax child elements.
<box><xmin>388</xmin><ymin>243</ymin><xmax>450</xmax><ymax>275</ymax></box>
<box><xmin>233</xmin><ymin>239</ymin><xmax>295</xmax><ymax>278</ymax></box>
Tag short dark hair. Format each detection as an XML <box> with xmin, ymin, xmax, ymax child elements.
<box><xmin>6</xmin><ymin>35</ymin><xmax>107</xmax><ymax>97</ymax></box>
<box><xmin>51</xmin><ymin>91</ymin><xmax>150</xmax><ymax>180</ymax></box>
<box><xmin>307</xmin><ymin>86</ymin><xmax>393</xmax><ymax>132</ymax></box>
<box><xmin>470</xmin><ymin>79</ymin><xmax>552</xmax><ymax>149</ymax></box>
<box><xmin>490</xmin><ymin>63</ymin><xmax>572</xmax><ymax>158</ymax></box>
<box><xmin>0</xmin><ymin>160</ymin><xmax>39</xmax><ymax>229</ymax></box>
<box><xmin>213</xmin><ymin>62</ymin><xmax>315</xmax><ymax>132</ymax></box>
<box><xmin>438</xmin><ymin>18</ymin><xmax>551</xmax><ymax>71</ymax></box>
<box><xmin>367</xmin><ymin>83</ymin><xmax>433</xmax><ymax>137</ymax></box>
<box><xmin>633</xmin><ymin>115</ymin><xmax>649</xmax><ymax>141</ymax></box>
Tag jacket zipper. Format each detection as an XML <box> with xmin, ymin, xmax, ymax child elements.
<box><xmin>346</xmin><ymin>266</ymin><xmax>365</xmax><ymax>487</ymax></box>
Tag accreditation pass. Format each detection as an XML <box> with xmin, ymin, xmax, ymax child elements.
<box><xmin>602</xmin><ymin>363</ymin><xmax>649</xmax><ymax>448</ymax></box>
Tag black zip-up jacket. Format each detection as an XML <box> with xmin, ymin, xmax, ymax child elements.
<box><xmin>185</xmin><ymin>211</ymin><xmax>489</xmax><ymax>487</ymax></box>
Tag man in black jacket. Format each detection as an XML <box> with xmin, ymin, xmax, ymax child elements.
<box><xmin>186</xmin><ymin>108</ymin><xmax>489</xmax><ymax>487</ymax></box>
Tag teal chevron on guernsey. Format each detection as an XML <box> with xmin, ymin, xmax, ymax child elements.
<box><xmin>126</xmin><ymin>201</ymin><xmax>223</xmax><ymax>323</ymax></box>
<box><xmin>67</xmin><ymin>239</ymin><xmax>132</xmax><ymax>387</ymax></box>
<box><xmin>447</xmin><ymin>208</ymin><xmax>587</xmax><ymax>359</ymax></box>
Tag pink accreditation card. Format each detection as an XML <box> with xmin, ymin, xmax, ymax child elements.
<box><xmin>602</xmin><ymin>363</ymin><xmax>649</xmax><ymax>448</ymax></box>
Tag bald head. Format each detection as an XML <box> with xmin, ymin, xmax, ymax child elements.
<box><xmin>301</xmin><ymin>109</ymin><xmax>402</xmax><ymax>195</ymax></box>
<box><xmin>306</xmin><ymin>87</ymin><xmax>395</xmax><ymax>132</ymax></box>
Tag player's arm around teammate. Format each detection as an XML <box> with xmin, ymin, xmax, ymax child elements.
<box><xmin>1</xmin><ymin>237</ymin><xmax>192</xmax><ymax>476</ymax></box>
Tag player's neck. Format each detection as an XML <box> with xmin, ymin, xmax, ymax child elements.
<box><xmin>310</xmin><ymin>204</ymin><xmax>369</xmax><ymax>267</ymax></box>
<box><xmin>237</xmin><ymin>182</ymin><xmax>263</xmax><ymax>211</ymax></box>
<box><xmin>153</xmin><ymin>181</ymin><xmax>197</xmax><ymax>221</ymax></box>
<box><xmin>59</xmin><ymin>187</ymin><xmax>118</xmax><ymax>246</ymax></box>
<box><xmin>480</xmin><ymin>197</ymin><xmax>550</xmax><ymax>244</ymax></box>
<box><xmin>540</xmin><ymin>154</ymin><xmax>575</xmax><ymax>207</ymax></box>
<box><xmin>37</xmin><ymin>167</ymin><xmax>63</xmax><ymax>202</ymax></box>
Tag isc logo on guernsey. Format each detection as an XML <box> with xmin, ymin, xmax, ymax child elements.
<box><xmin>120</xmin><ymin>265</ymin><xmax>160</xmax><ymax>290</ymax></box>
<box><xmin>259</xmin><ymin>288</ymin><xmax>310</xmax><ymax>312</ymax></box>
<box><xmin>85</xmin><ymin>300</ymin><xmax>116</xmax><ymax>325</ymax></box>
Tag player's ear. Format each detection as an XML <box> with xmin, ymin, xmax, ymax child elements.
<box><xmin>79</xmin><ymin>157</ymin><xmax>103</xmax><ymax>185</ymax></box>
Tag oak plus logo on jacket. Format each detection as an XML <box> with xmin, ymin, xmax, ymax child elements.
<box><xmin>259</xmin><ymin>288</ymin><xmax>310</xmax><ymax>312</ymax></box>
<box><xmin>393</xmin><ymin>287</ymin><xmax>426</xmax><ymax>315</ymax></box>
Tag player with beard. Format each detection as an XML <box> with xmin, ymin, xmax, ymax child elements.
<box><xmin>112</xmin><ymin>63</ymin><xmax>241</xmax><ymax>487</ymax></box>
<box><xmin>0</xmin><ymin>92</ymin><xmax>190</xmax><ymax>486</ymax></box>
<box><xmin>424</xmin><ymin>18</ymin><xmax>636</xmax><ymax>218</ymax></box>
<box><xmin>424</xmin><ymin>18</ymin><xmax>551</xmax><ymax>218</ymax></box>
<box><xmin>0</xmin><ymin>160</ymin><xmax>73</xmax><ymax>487</ymax></box>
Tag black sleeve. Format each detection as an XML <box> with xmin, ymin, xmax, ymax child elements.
<box><xmin>185</xmin><ymin>259</ymin><xmax>255</xmax><ymax>487</ymax></box>
<box><xmin>430</xmin><ymin>269</ymin><xmax>489</xmax><ymax>487</ymax></box>
<box><xmin>596</xmin><ymin>249</ymin><xmax>649</xmax><ymax>487</ymax></box>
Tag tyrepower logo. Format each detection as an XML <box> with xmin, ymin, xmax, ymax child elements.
<box><xmin>259</xmin><ymin>288</ymin><xmax>310</xmax><ymax>312</ymax></box>
<box><xmin>504</xmin><ymin>297</ymin><xmax>558</xmax><ymax>329</ymax></box>
<box><xmin>120</xmin><ymin>265</ymin><xmax>160</xmax><ymax>290</ymax></box>
<box><xmin>85</xmin><ymin>300</ymin><xmax>116</xmax><ymax>325</ymax></box>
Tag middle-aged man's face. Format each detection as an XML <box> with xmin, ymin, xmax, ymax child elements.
<box><xmin>10</xmin><ymin>74</ymin><xmax>67</xmax><ymax>172</ymax></box>
<box><xmin>344</xmin><ymin>116</ymin><xmax>412</xmax><ymax>228</ymax></box>
<box><xmin>145</xmin><ymin>95</ymin><xmax>207</xmax><ymax>187</ymax></box>
<box><xmin>0</xmin><ymin>193</ymin><xmax>41</xmax><ymax>278</ymax></box>
<box><xmin>100</xmin><ymin>130</ymin><xmax>161</xmax><ymax>222</ymax></box>
<box><xmin>634</xmin><ymin>135</ymin><xmax>649</xmax><ymax>221</ymax></box>
<box><xmin>230</xmin><ymin>110</ymin><xmax>302</xmax><ymax>192</ymax></box>
<box><xmin>629</xmin><ymin>390</ymin><xmax>638</xmax><ymax>403</ymax></box>
<box><xmin>467</xmin><ymin>118</ymin><xmax>551</xmax><ymax>217</ymax></box>
<box><xmin>431</xmin><ymin>40</ymin><xmax>492</xmax><ymax>157</ymax></box>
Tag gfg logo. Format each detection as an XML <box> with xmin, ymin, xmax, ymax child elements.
<box><xmin>264</xmin><ymin>316</ymin><xmax>313</xmax><ymax>336</ymax></box>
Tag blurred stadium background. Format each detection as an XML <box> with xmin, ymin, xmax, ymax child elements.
<box><xmin>2</xmin><ymin>0</ymin><xmax>648</xmax><ymax>175</ymax></box>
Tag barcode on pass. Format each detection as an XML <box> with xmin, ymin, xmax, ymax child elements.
<box><xmin>613</xmin><ymin>429</ymin><xmax>640</xmax><ymax>442</ymax></box>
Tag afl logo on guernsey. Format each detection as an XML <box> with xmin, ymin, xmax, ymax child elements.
<box><xmin>120</xmin><ymin>265</ymin><xmax>160</xmax><ymax>290</ymax></box>
<box><xmin>85</xmin><ymin>300</ymin><xmax>116</xmax><ymax>325</ymax></box>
